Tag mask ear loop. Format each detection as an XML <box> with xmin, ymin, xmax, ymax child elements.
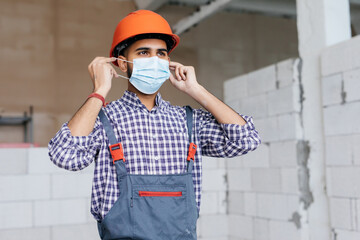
<box><xmin>113</xmin><ymin>57</ymin><xmax>132</xmax><ymax>79</ymax></box>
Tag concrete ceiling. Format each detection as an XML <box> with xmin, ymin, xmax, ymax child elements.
<box><xmin>133</xmin><ymin>0</ymin><xmax>360</xmax><ymax>35</ymax></box>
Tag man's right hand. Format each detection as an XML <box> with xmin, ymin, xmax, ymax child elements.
<box><xmin>88</xmin><ymin>57</ymin><xmax>118</xmax><ymax>98</ymax></box>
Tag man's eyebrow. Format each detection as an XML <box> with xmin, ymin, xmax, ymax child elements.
<box><xmin>135</xmin><ymin>47</ymin><xmax>168</xmax><ymax>52</ymax></box>
<box><xmin>135</xmin><ymin>47</ymin><xmax>150</xmax><ymax>51</ymax></box>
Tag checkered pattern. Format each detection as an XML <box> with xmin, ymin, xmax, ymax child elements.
<box><xmin>48</xmin><ymin>90</ymin><xmax>261</xmax><ymax>221</ymax></box>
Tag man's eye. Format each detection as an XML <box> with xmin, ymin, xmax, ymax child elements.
<box><xmin>139</xmin><ymin>51</ymin><xmax>148</xmax><ymax>55</ymax></box>
<box><xmin>158</xmin><ymin>52</ymin><xmax>166</xmax><ymax>56</ymax></box>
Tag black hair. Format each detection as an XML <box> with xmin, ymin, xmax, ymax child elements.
<box><xmin>112</xmin><ymin>33</ymin><xmax>175</xmax><ymax>57</ymax></box>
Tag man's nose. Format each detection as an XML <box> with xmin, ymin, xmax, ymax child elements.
<box><xmin>149</xmin><ymin>51</ymin><xmax>158</xmax><ymax>57</ymax></box>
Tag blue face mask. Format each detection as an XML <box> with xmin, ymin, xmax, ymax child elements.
<box><xmin>116</xmin><ymin>56</ymin><xmax>170</xmax><ymax>94</ymax></box>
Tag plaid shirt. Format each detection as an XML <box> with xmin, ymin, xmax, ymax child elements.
<box><xmin>48</xmin><ymin>90</ymin><xmax>261</xmax><ymax>221</ymax></box>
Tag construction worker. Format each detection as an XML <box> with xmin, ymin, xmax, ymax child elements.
<box><xmin>48</xmin><ymin>10</ymin><xmax>260</xmax><ymax>240</ymax></box>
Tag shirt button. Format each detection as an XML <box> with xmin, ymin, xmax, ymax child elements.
<box><xmin>153</xmin><ymin>134</ymin><xmax>157</xmax><ymax>139</ymax></box>
<box><xmin>154</xmin><ymin>156</ymin><xmax>159</xmax><ymax>161</ymax></box>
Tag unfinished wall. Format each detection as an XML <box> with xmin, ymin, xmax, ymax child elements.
<box><xmin>224</xmin><ymin>58</ymin><xmax>303</xmax><ymax>240</ymax></box>
<box><xmin>0</xmin><ymin>148</ymin><xmax>227</xmax><ymax>240</ymax></box>
<box><xmin>223</xmin><ymin>35</ymin><xmax>360</xmax><ymax>240</ymax></box>
<box><xmin>0</xmin><ymin>0</ymin><xmax>298</xmax><ymax>146</ymax></box>
<box><xmin>321</xmin><ymin>35</ymin><xmax>360</xmax><ymax>240</ymax></box>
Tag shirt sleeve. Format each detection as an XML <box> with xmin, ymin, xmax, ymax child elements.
<box><xmin>196</xmin><ymin>109</ymin><xmax>261</xmax><ymax>158</ymax></box>
<box><xmin>48</xmin><ymin>118</ymin><xmax>104</xmax><ymax>171</ymax></box>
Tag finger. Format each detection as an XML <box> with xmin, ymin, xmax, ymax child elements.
<box><xmin>91</xmin><ymin>57</ymin><xmax>116</xmax><ymax>65</ymax></box>
<box><xmin>174</xmin><ymin>67</ymin><xmax>181</xmax><ymax>80</ymax></box>
<box><xmin>96</xmin><ymin>57</ymin><xmax>117</xmax><ymax>64</ymax></box>
<box><xmin>179</xmin><ymin>66</ymin><xmax>186</xmax><ymax>80</ymax></box>
<box><xmin>169</xmin><ymin>61</ymin><xmax>181</xmax><ymax>68</ymax></box>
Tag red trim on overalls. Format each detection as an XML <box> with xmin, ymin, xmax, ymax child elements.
<box><xmin>109</xmin><ymin>143</ymin><xmax>125</xmax><ymax>164</ymax></box>
<box><xmin>187</xmin><ymin>142</ymin><xmax>197</xmax><ymax>161</ymax></box>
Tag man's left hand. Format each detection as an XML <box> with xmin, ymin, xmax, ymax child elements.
<box><xmin>169</xmin><ymin>61</ymin><xmax>200</xmax><ymax>95</ymax></box>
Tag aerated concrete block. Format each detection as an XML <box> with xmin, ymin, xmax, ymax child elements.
<box><xmin>325</xmin><ymin>135</ymin><xmax>353</xmax><ymax>166</ymax></box>
<box><xmin>322</xmin><ymin>73</ymin><xmax>343</xmax><ymax>106</ymax></box>
<box><xmin>28</xmin><ymin>147</ymin><xmax>65</xmax><ymax>174</ymax></box>
<box><xmin>269</xmin><ymin>220</ymin><xmax>300</xmax><ymax>240</ymax></box>
<box><xmin>202</xmin><ymin>169</ymin><xmax>226</xmax><ymax>191</ymax></box>
<box><xmin>335</xmin><ymin>229</ymin><xmax>360</xmax><ymax>240</ymax></box>
<box><xmin>200</xmin><ymin>192</ymin><xmax>219</xmax><ymax>214</ymax></box>
<box><xmin>242</xmin><ymin>143</ymin><xmax>270</xmax><ymax>168</ymax></box>
<box><xmin>198</xmin><ymin>214</ymin><xmax>228</xmax><ymax>238</ymax></box>
<box><xmin>329</xmin><ymin>198</ymin><xmax>352</xmax><ymax>230</ymax></box>
<box><xmin>244</xmin><ymin>192</ymin><xmax>257</xmax><ymax>216</ymax></box>
<box><xmin>353</xmin><ymin>135</ymin><xmax>360</xmax><ymax>166</ymax></box>
<box><xmin>34</xmin><ymin>199</ymin><xmax>88</xmax><ymax>226</ymax></box>
<box><xmin>0</xmin><ymin>227</ymin><xmax>50</xmax><ymax>240</ymax></box>
<box><xmin>0</xmin><ymin>202</ymin><xmax>32</xmax><ymax>229</ymax></box>
<box><xmin>327</xmin><ymin>167</ymin><xmax>360</xmax><ymax>198</ymax></box>
<box><xmin>276</xmin><ymin>58</ymin><xmax>295</xmax><ymax>88</ymax></box>
<box><xmin>239</xmin><ymin>93</ymin><xmax>268</xmax><ymax>118</ymax></box>
<box><xmin>254</xmin><ymin>218</ymin><xmax>269</xmax><ymax>240</ymax></box>
<box><xmin>228</xmin><ymin>169</ymin><xmax>251</xmax><ymax>191</ymax></box>
<box><xmin>267</xmin><ymin>85</ymin><xmax>300</xmax><ymax>116</ymax></box>
<box><xmin>202</xmin><ymin>156</ymin><xmax>220</xmax><ymax>169</ymax></box>
<box><xmin>226</xmin><ymin>155</ymin><xmax>244</xmax><ymax>169</ymax></box>
<box><xmin>255</xmin><ymin>117</ymin><xmax>279</xmax><ymax>143</ymax></box>
<box><xmin>281</xmin><ymin>168</ymin><xmax>299</xmax><ymax>194</ymax></box>
<box><xmin>228</xmin><ymin>215</ymin><xmax>253</xmax><ymax>239</ymax></box>
<box><xmin>252</xmin><ymin>168</ymin><xmax>282</xmax><ymax>193</ymax></box>
<box><xmin>257</xmin><ymin>194</ymin><xmax>298</xmax><ymax>220</ymax></box>
<box><xmin>52</xmin><ymin>173</ymin><xmax>93</xmax><ymax>199</ymax></box>
<box><xmin>248</xmin><ymin>65</ymin><xmax>277</xmax><ymax>96</ymax></box>
<box><xmin>0</xmin><ymin>175</ymin><xmax>50</xmax><ymax>201</ymax></box>
<box><xmin>0</xmin><ymin>148</ymin><xmax>27</xmax><ymax>174</ymax></box>
<box><xmin>343</xmin><ymin>68</ymin><xmax>360</xmax><ymax>102</ymax></box>
<box><xmin>277</xmin><ymin>113</ymin><xmax>301</xmax><ymax>141</ymax></box>
<box><xmin>228</xmin><ymin>191</ymin><xmax>244</xmax><ymax>215</ymax></box>
<box><xmin>321</xmin><ymin>38</ymin><xmax>356</xmax><ymax>77</ymax></box>
<box><xmin>324</xmin><ymin>101</ymin><xmax>360</xmax><ymax>136</ymax></box>
<box><xmin>52</xmin><ymin>223</ymin><xmax>99</xmax><ymax>240</ymax></box>
<box><xmin>270</xmin><ymin>140</ymin><xmax>298</xmax><ymax>167</ymax></box>
<box><xmin>224</xmin><ymin>74</ymin><xmax>248</xmax><ymax>103</ymax></box>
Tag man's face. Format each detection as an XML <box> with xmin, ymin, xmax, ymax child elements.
<box><xmin>117</xmin><ymin>38</ymin><xmax>170</xmax><ymax>78</ymax></box>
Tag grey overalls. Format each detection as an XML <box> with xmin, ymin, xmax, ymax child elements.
<box><xmin>97</xmin><ymin>106</ymin><xmax>199</xmax><ymax>240</ymax></box>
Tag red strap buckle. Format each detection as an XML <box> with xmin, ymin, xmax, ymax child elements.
<box><xmin>187</xmin><ymin>142</ymin><xmax>197</xmax><ymax>161</ymax></box>
<box><xmin>109</xmin><ymin>143</ymin><xmax>125</xmax><ymax>164</ymax></box>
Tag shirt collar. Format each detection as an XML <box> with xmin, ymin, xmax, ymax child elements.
<box><xmin>120</xmin><ymin>90</ymin><xmax>167</xmax><ymax>112</ymax></box>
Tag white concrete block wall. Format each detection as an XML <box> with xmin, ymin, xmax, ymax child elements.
<box><xmin>0</xmin><ymin>148</ymin><xmax>98</xmax><ymax>240</ymax></box>
<box><xmin>321</xmin><ymin>35</ymin><xmax>360</xmax><ymax>239</ymax></box>
<box><xmin>224</xmin><ymin>58</ymin><xmax>302</xmax><ymax>240</ymax></box>
<box><xmin>198</xmin><ymin>156</ymin><xmax>228</xmax><ymax>240</ymax></box>
<box><xmin>0</xmin><ymin>148</ymin><xmax>228</xmax><ymax>240</ymax></box>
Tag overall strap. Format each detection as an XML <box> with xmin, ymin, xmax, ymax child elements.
<box><xmin>98</xmin><ymin>109</ymin><xmax>117</xmax><ymax>145</ymax></box>
<box><xmin>98</xmin><ymin>109</ymin><xmax>127</xmax><ymax>176</ymax></box>
<box><xmin>185</xmin><ymin>106</ymin><xmax>197</xmax><ymax>173</ymax></box>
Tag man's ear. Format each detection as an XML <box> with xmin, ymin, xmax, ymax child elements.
<box><xmin>117</xmin><ymin>56</ymin><xmax>128</xmax><ymax>73</ymax></box>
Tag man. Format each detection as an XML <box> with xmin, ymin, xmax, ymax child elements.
<box><xmin>48</xmin><ymin>10</ymin><xmax>260</xmax><ymax>240</ymax></box>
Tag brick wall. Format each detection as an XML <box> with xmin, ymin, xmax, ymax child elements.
<box><xmin>321</xmin><ymin>35</ymin><xmax>360</xmax><ymax>240</ymax></box>
<box><xmin>0</xmin><ymin>148</ymin><xmax>227</xmax><ymax>239</ymax></box>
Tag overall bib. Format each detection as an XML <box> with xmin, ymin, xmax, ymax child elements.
<box><xmin>97</xmin><ymin>106</ymin><xmax>199</xmax><ymax>240</ymax></box>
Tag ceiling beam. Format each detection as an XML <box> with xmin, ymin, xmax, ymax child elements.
<box><xmin>134</xmin><ymin>0</ymin><xmax>168</xmax><ymax>11</ymax></box>
<box><xmin>228</xmin><ymin>0</ymin><xmax>296</xmax><ymax>17</ymax></box>
<box><xmin>172</xmin><ymin>0</ymin><xmax>232</xmax><ymax>35</ymax></box>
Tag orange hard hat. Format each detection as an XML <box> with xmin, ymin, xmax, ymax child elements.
<box><xmin>110</xmin><ymin>10</ymin><xmax>180</xmax><ymax>66</ymax></box>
